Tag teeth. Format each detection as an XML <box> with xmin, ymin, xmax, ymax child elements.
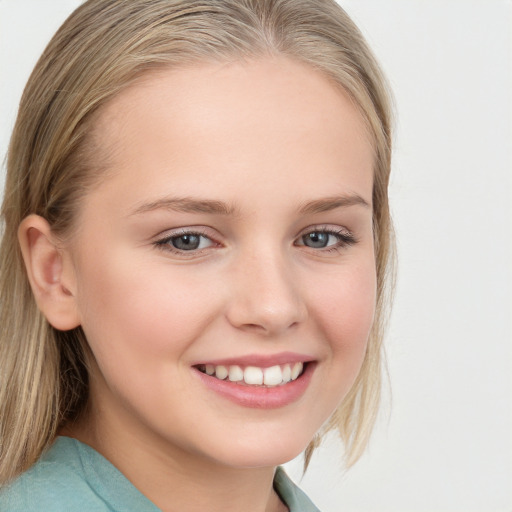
<box><xmin>201</xmin><ymin>362</ymin><xmax>304</xmax><ymax>387</ymax></box>
<box><xmin>263</xmin><ymin>365</ymin><xmax>283</xmax><ymax>386</ymax></box>
<box><xmin>291</xmin><ymin>362</ymin><xmax>303</xmax><ymax>380</ymax></box>
<box><xmin>282</xmin><ymin>364</ymin><xmax>292</xmax><ymax>383</ymax></box>
<box><xmin>244</xmin><ymin>366</ymin><xmax>263</xmax><ymax>385</ymax></box>
<box><xmin>228</xmin><ymin>365</ymin><xmax>244</xmax><ymax>382</ymax></box>
<box><xmin>215</xmin><ymin>365</ymin><xmax>228</xmax><ymax>380</ymax></box>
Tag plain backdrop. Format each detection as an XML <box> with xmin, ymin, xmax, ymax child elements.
<box><xmin>1</xmin><ymin>1</ymin><xmax>511</xmax><ymax>511</ymax></box>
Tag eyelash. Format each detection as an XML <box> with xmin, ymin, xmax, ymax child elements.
<box><xmin>154</xmin><ymin>229</ymin><xmax>216</xmax><ymax>256</ymax></box>
<box><xmin>295</xmin><ymin>226</ymin><xmax>358</xmax><ymax>253</ymax></box>
<box><xmin>153</xmin><ymin>226</ymin><xmax>358</xmax><ymax>256</ymax></box>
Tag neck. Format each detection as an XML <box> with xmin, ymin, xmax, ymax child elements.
<box><xmin>62</xmin><ymin>406</ymin><xmax>288</xmax><ymax>512</ymax></box>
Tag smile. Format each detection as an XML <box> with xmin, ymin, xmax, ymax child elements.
<box><xmin>193</xmin><ymin>357</ymin><xmax>314</xmax><ymax>409</ymax></box>
<box><xmin>196</xmin><ymin>362</ymin><xmax>304</xmax><ymax>387</ymax></box>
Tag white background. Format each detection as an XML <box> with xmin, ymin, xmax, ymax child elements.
<box><xmin>1</xmin><ymin>1</ymin><xmax>511</xmax><ymax>511</ymax></box>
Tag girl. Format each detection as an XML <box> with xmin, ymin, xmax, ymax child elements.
<box><xmin>0</xmin><ymin>1</ymin><xmax>394</xmax><ymax>511</ymax></box>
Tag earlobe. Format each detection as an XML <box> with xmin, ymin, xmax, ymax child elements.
<box><xmin>18</xmin><ymin>214</ymin><xmax>81</xmax><ymax>331</ymax></box>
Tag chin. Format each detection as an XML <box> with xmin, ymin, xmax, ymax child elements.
<box><xmin>207</xmin><ymin>433</ymin><xmax>312</xmax><ymax>469</ymax></box>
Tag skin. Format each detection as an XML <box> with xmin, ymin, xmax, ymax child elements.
<box><xmin>21</xmin><ymin>57</ymin><xmax>376</xmax><ymax>512</ymax></box>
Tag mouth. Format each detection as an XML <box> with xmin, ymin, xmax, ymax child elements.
<box><xmin>195</xmin><ymin>362</ymin><xmax>306</xmax><ymax>387</ymax></box>
<box><xmin>192</xmin><ymin>358</ymin><xmax>315</xmax><ymax>409</ymax></box>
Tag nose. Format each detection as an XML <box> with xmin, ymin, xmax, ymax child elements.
<box><xmin>225</xmin><ymin>247</ymin><xmax>307</xmax><ymax>336</ymax></box>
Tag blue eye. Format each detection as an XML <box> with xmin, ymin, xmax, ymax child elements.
<box><xmin>156</xmin><ymin>231</ymin><xmax>214</xmax><ymax>252</ymax></box>
<box><xmin>301</xmin><ymin>232</ymin><xmax>332</xmax><ymax>248</ymax></box>
<box><xmin>296</xmin><ymin>228</ymin><xmax>356</xmax><ymax>250</ymax></box>
<box><xmin>170</xmin><ymin>234</ymin><xmax>205</xmax><ymax>251</ymax></box>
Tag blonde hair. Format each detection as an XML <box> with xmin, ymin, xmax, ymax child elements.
<box><xmin>0</xmin><ymin>0</ymin><xmax>394</xmax><ymax>484</ymax></box>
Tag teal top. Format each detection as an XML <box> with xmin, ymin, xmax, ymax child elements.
<box><xmin>0</xmin><ymin>437</ymin><xmax>320</xmax><ymax>511</ymax></box>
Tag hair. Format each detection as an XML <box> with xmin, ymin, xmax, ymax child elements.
<box><xmin>0</xmin><ymin>0</ymin><xmax>394</xmax><ymax>484</ymax></box>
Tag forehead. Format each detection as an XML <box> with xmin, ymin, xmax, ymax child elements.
<box><xmin>87</xmin><ymin>57</ymin><xmax>374</xmax><ymax>211</ymax></box>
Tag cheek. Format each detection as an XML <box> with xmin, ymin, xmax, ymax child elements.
<box><xmin>73</xmin><ymin>252</ymin><xmax>220</xmax><ymax>363</ymax></box>
<box><xmin>298</xmin><ymin>258</ymin><xmax>376</xmax><ymax>427</ymax></box>
<box><xmin>309</xmin><ymin>260</ymin><xmax>377</xmax><ymax>360</ymax></box>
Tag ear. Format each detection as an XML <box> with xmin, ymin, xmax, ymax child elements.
<box><xmin>18</xmin><ymin>214</ymin><xmax>81</xmax><ymax>331</ymax></box>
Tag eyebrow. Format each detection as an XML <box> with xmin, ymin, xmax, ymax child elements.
<box><xmin>130</xmin><ymin>193</ymin><xmax>370</xmax><ymax>217</ymax></box>
<box><xmin>298</xmin><ymin>194</ymin><xmax>370</xmax><ymax>214</ymax></box>
<box><xmin>130</xmin><ymin>197</ymin><xmax>239</xmax><ymax>216</ymax></box>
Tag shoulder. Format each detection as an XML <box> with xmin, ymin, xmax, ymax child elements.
<box><xmin>0</xmin><ymin>437</ymin><xmax>160</xmax><ymax>512</ymax></box>
<box><xmin>0</xmin><ymin>437</ymin><xmax>113</xmax><ymax>512</ymax></box>
<box><xmin>274</xmin><ymin>467</ymin><xmax>322</xmax><ymax>512</ymax></box>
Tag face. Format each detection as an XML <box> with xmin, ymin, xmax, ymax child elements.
<box><xmin>65</xmin><ymin>57</ymin><xmax>376</xmax><ymax>469</ymax></box>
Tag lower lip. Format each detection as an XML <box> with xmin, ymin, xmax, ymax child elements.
<box><xmin>193</xmin><ymin>363</ymin><xmax>315</xmax><ymax>409</ymax></box>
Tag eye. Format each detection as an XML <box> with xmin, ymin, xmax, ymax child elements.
<box><xmin>295</xmin><ymin>227</ymin><xmax>357</xmax><ymax>251</ymax></box>
<box><xmin>300</xmin><ymin>232</ymin><xmax>335</xmax><ymax>249</ymax></box>
<box><xmin>155</xmin><ymin>230</ymin><xmax>216</xmax><ymax>253</ymax></box>
<box><xmin>169</xmin><ymin>233</ymin><xmax>211</xmax><ymax>251</ymax></box>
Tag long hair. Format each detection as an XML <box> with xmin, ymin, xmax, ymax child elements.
<box><xmin>0</xmin><ymin>0</ymin><xmax>394</xmax><ymax>483</ymax></box>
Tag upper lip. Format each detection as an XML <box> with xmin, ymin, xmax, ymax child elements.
<box><xmin>192</xmin><ymin>351</ymin><xmax>315</xmax><ymax>368</ymax></box>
